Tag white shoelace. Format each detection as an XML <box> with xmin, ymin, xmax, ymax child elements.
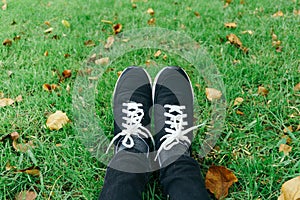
<box><xmin>106</xmin><ymin>102</ymin><xmax>155</xmax><ymax>154</ymax></box>
<box><xmin>154</xmin><ymin>104</ymin><xmax>206</xmax><ymax>161</ymax></box>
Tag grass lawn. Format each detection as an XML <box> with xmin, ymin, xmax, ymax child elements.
<box><xmin>1</xmin><ymin>0</ymin><xmax>299</xmax><ymax>199</ymax></box>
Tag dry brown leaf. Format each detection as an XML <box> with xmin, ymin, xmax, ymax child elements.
<box><xmin>113</xmin><ymin>23</ymin><xmax>122</xmax><ymax>34</ymax></box>
<box><xmin>15</xmin><ymin>95</ymin><xmax>23</xmax><ymax>103</ymax></box>
<box><xmin>258</xmin><ymin>86</ymin><xmax>269</xmax><ymax>96</ymax></box>
<box><xmin>62</xmin><ymin>69</ymin><xmax>72</xmax><ymax>78</ymax></box>
<box><xmin>95</xmin><ymin>57</ymin><xmax>109</xmax><ymax>66</ymax></box>
<box><xmin>61</xmin><ymin>19</ymin><xmax>70</xmax><ymax>28</ymax></box>
<box><xmin>44</xmin><ymin>27</ymin><xmax>53</xmax><ymax>34</ymax></box>
<box><xmin>224</xmin><ymin>22</ymin><xmax>237</xmax><ymax>28</ymax></box>
<box><xmin>205</xmin><ymin>165</ymin><xmax>238</xmax><ymax>199</ymax></box>
<box><xmin>5</xmin><ymin>161</ymin><xmax>16</xmax><ymax>171</ymax></box>
<box><xmin>234</xmin><ymin>97</ymin><xmax>244</xmax><ymax>106</ymax></box>
<box><xmin>117</xmin><ymin>71</ymin><xmax>122</xmax><ymax>77</ymax></box>
<box><xmin>64</xmin><ymin>53</ymin><xmax>71</xmax><ymax>58</ymax></box>
<box><xmin>84</xmin><ymin>40</ymin><xmax>95</xmax><ymax>47</ymax></box>
<box><xmin>0</xmin><ymin>98</ymin><xmax>15</xmax><ymax>107</ymax></box>
<box><xmin>294</xmin><ymin>83</ymin><xmax>300</xmax><ymax>92</ymax></box>
<box><xmin>147</xmin><ymin>8</ymin><xmax>155</xmax><ymax>16</ymax></box>
<box><xmin>13</xmin><ymin>35</ymin><xmax>21</xmax><ymax>41</ymax></box>
<box><xmin>272</xmin><ymin>11</ymin><xmax>284</xmax><ymax>17</ymax></box>
<box><xmin>44</xmin><ymin>21</ymin><xmax>51</xmax><ymax>26</ymax></box>
<box><xmin>226</xmin><ymin>34</ymin><xmax>248</xmax><ymax>53</ymax></box>
<box><xmin>296</xmin><ymin>125</ymin><xmax>300</xmax><ymax>131</ymax></box>
<box><xmin>241</xmin><ymin>30</ymin><xmax>253</xmax><ymax>35</ymax></box>
<box><xmin>294</xmin><ymin>10</ymin><xmax>300</xmax><ymax>15</ymax></box>
<box><xmin>17</xmin><ymin>166</ymin><xmax>40</xmax><ymax>176</ymax></box>
<box><xmin>278</xmin><ymin>176</ymin><xmax>300</xmax><ymax>200</ymax></box>
<box><xmin>13</xmin><ymin>140</ymin><xmax>34</xmax><ymax>152</ymax></box>
<box><xmin>16</xmin><ymin>191</ymin><xmax>37</xmax><ymax>200</ymax></box>
<box><xmin>272</xmin><ymin>33</ymin><xmax>278</xmax><ymax>41</ymax></box>
<box><xmin>206</xmin><ymin>88</ymin><xmax>222</xmax><ymax>101</ymax></box>
<box><xmin>163</xmin><ymin>54</ymin><xmax>168</xmax><ymax>60</ymax></box>
<box><xmin>154</xmin><ymin>50</ymin><xmax>162</xmax><ymax>58</ymax></box>
<box><xmin>283</xmin><ymin>126</ymin><xmax>293</xmax><ymax>133</ymax></box>
<box><xmin>148</xmin><ymin>18</ymin><xmax>156</xmax><ymax>25</ymax></box>
<box><xmin>42</xmin><ymin>84</ymin><xmax>51</xmax><ymax>92</ymax></box>
<box><xmin>3</xmin><ymin>38</ymin><xmax>12</xmax><ymax>46</ymax></box>
<box><xmin>104</xmin><ymin>36</ymin><xmax>114</xmax><ymax>49</ymax></box>
<box><xmin>46</xmin><ymin>111</ymin><xmax>70</xmax><ymax>131</ymax></box>
<box><xmin>194</xmin><ymin>11</ymin><xmax>200</xmax><ymax>18</ymax></box>
<box><xmin>44</xmin><ymin>50</ymin><xmax>49</xmax><ymax>56</ymax></box>
<box><xmin>236</xmin><ymin>110</ymin><xmax>244</xmax><ymax>115</ymax></box>
<box><xmin>279</xmin><ymin>144</ymin><xmax>292</xmax><ymax>156</ymax></box>
<box><xmin>1</xmin><ymin>0</ymin><xmax>7</xmax><ymax>10</ymax></box>
<box><xmin>132</xmin><ymin>3</ymin><xmax>137</xmax><ymax>9</ymax></box>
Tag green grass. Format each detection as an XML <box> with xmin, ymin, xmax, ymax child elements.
<box><xmin>1</xmin><ymin>0</ymin><xmax>299</xmax><ymax>199</ymax></box>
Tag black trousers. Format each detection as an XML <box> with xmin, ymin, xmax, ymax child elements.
<box><xmin>99</xmin><ymin>150</ymin><xmax>210</xmax><ymax>200</ymax></box>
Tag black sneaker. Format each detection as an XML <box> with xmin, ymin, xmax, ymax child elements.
<box><xmin>153</xmin><ymin>67</ymin><xmax>201</xmax><ymax>166</ymax></box>
<box><xmin>106</xmin><ymin>66</ymin><xmax>154</xmax><ymax>155</ymax></box>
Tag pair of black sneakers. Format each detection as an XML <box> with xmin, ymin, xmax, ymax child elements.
<box><xmin>106</xmin><ymin>66</ymin><xmax>201</xmax><ymax>167</ymax></box>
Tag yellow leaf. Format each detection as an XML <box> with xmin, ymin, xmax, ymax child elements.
<box><xmin>258</xmin><ymin>86</ymin><xmax>269</xmax><ymax>96</ymax></box>
<box><xmin>113</xmin><ymin>23</ymin><xmax>122</xmax><ymax>34</ymax></box>
<box><xmin>154</xmin><ymin>50</ymin><xmax>162</xmax><ymax>58</ymax></box>
<box><xmin>46</xmin><ymin>111</ymin><xmax>70</xmax><ymax>131</ymax></box>
<box><xmin>147</xmin><ymin>8</ymin><xmax>155</xmax><ymax>16</ymax></box>
<box><xmin>0</xmin><ymin>98</ymin><xmax>14</xmax><ymax>107</ymax></box>
<box><xmin>62</xmin><ymin>19</ymin><xmax>70</xmax><ymax>28</ymax></box>
<box><xmin>272</xmin><ymin>11</ymin><xmax>284</xmax><ymax>17</ymax></box>
<box><xmin>16</xmin><ymin>191</ymin><xmax>37</xmax><ymax>200</ymax></box>
<box><xmin>205</xmin><ymin>88</ymin><xmax>222</xmax><ymax>101</ymax></box>
<box><xmin>234</xmin><ymin>97</ymin><xmax>244</xmax><ymax>106</ymax></box>
<box><xmin>148</xmin><ymin>18</ymin><xmax>156</xmax><ymax>25</ymax></box>
<box><xmin>224</xmin><ymin>22</ymin><xmax>237</xmax><ymax>28</ymax></box>
<box><xmin>44</xmin><ymin>27</ymin><xmax>53</xmax><ymax>34</ymax></box>
<box><xmin>279</xmin><ymin>144</ymin><xmax>292</xmax><ymax>156</ymax></box>
<box><xmin>278</xmin><ymin>176</ymin><xmax>300</xmax><ymax>200</ymax></box>
<box><xmin>104</xmin><ymin>36</ymin><xmax>114</xmax><ymax>49</ymax></box>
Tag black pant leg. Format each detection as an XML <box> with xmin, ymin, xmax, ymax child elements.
<box><xmin>159</xmin><ymin>155</ymin><xmax>210</xmax><ymax>200</ymax></box>
<box><xmin>99</xmin><ymin>151</ymin><xmax>150</xmax><ymax>200</ymax></box>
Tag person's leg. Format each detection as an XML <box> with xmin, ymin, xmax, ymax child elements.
<box><xmin>153</xmin><ymin>66</ymin><xmax>210</xmax><ymax>199</ymax></box>
<box><xmin>99</xmin><ymin>67</ymin><xmax>154</xmax><ymax>200</ymax></box>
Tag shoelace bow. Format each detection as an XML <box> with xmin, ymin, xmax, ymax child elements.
<box><xmin>106</xmin><ymin>102</ymin><xmax>155</xmax><ymax>154</ymax></box>
<box><xmin>155</xmin><ymin>104</ymin><xmax>206</xmax><ymax>161</ymax></box>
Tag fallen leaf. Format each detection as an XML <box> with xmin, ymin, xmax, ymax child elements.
<box><xmin>154</xmin><ymin>50</ymin><xmax>162</xmax><ymax>58</ymax></box>
<box><xmin>236</xmin><ymin>110</ymin><xmax>244</xmax><ymax>115</ymax></box>
<box><xmin>44</xmin><ymin>21</ymin><xmax>51</xmax><ymax>26</ymax></box>
<box><xmin>0</xmin><ymin>98</ymin><xmax>15</xmax><ymax>107</ymax></box>
<box><xmin>5</xmin><ymin>161</ymin><xmax>16</xmax><ymax>171</ymax></box>
<box><xmin>101</xmin><ymin>19</ymin><xmax>113</xmax><ymax>24</ymax></box>
<box><xmin>62</xmin><ymin>69</ymin><xmax>72</xmax><ymax>78</ymax></box>
<box><xmin>194</xmin><ymin>11</ymin><xmax>200</xmax><ymax>18</ymax></box>
<box><xmin>132</xmin><ymin>4</ymin><xmax>137</xmax><ymax>9</ymax></box>
<box><xmin>234</xmin><ymin>97</ymin><xmax>244</xmax><ymax>106</ymax></box>
<box><xmin>205</xmin><ymin>165</ymin><xmax>238</xmax><ymax>199</ymax></box>
<box><xmin>44</xmin><ymin>27</ymin><xmax>53</xmax><ymax>34</ymax></box>
<box><xmin>64</xmin><ymin>53</ymin><xmax>70</xmax><ymax>58</ymax></box>
<box><xmin>104</xmin><ymin>36</ymin><xmax>114</xmax><ymax>49</ymax></box>
<box><xmin>13</xmin><ymin>140</ymin><xmax>34</xmax><ymax>152</ymax></box>
<box><xmin>163</xmin><ymin>54</ymin><xmax>168</xmax><ymax>60</ymax></box>
<box><xmin>278</xmin><ymin>176</ymin><xmax>300</xmax><ymax>200</ymax></box>
<box><xmin>296</xmin><ymin>125</ymin><xmax>300</xmax><ymax>131</ymax></box>
<box><xmin>16</xmin><ymin>191</ymin><xmax>37</xmax><ymax>200</ymax></box>
<box><xmin>281</xmin><ymin>135</ymin><xmax>292</xmax><ymax>145</ymax></box>
<box><xmin>241</xmin><ymin>30</ymin><xmax>253</xmax><ymax>35</ymax></box>
<box><xmin>117</xmin><ymin>71</ymin><xmax>122</xmax><ymax>77</ymax></box>
<box><xmin>147</xmin><ymin>8</ymin><xmax>155</xmax><ymax>16</ymax></box>
<box><xmin>1</xmin><ymin>0</ymin><xmax>7</xmax><ymax>10</ymax></box>
<box><xmin>279</xmin><ymin>144</ymin><xmax>292</xmax><ymax>156</ymax></box>
<box><xmin>272</xmin><ymin>11</ymin><xmax>284</xmax><ymax>17</ymax></box>
<box><xmin>95</xmin><ymin>57</ymin><xmax>109</xmax><ymax>66</ymax></box>
<box><xmin>294</xmin><ymin>83</ymin><xmax>300</xmax><ymax>92</ymax></box>
<box><xmin>84</xmin><ymin>40</ymin><xmax>95</xmax><ymax>47</ymax></box>
<box><xmin>15</xmin><ymin>95</ymin><xmax>23</xmax><ymax>102</ymax></box>
<box><xmin>113</xmin><ymin>23</ymin><xmax>122</xmax><ymax>34</ymax></box>
<box><xmin>46</xmin><ymin>110</ymin><xmax>70</xmax><ymax>130</ymax></box>
<box><xmin>10</xmin><ymin>132</ymin><xmax>19</xmax><ymax>140</ymax></box>
<box><xmin>283</xmin><ymin>126</ymin><xmax>293</xmax><ymax>133</ymax></box>
<box><xmin>258</xmin><ymin>86</ymin><xmax>269</xmax><ymax>96</ymax></box>
<box><xmin>42</xmin><ymin>84</ymin><xmax>52</xmax><ymax>92</ymax></box>
<box><xmin>224</xmin><ymin>22</ymin><xmax>237</xmax><ymax>28</ymax></box>
<box><xmin>205</xmin><ymin>88</ymin><xmax>222</xmax><ymax>101</ymax></box>
<box><xmin>3</xmin><ymin>38</ymin><xmax>12</xmax><ymax>46</ymax></box>
<box><xmin>0</xmin><ymin>92</ymin><xmax>4</xmax><ymax>98</ymax></box>
<box><xmin>61</xmin><ymin>19</ymin><xmax>70</xmax><ymax>28</ymax></box>
<box><xmin>148</xmin><ymin>18</ymin><xmax>156</xmax><ymax>25</ymax></box>
<box><xmin>17</xmin><ymin>166</ymin><xmax>40</xmax><ymax>176</ymax></box>
<box><xmin>44</xmin><ymin>51</ymin><xmax>49</xmax><ymax>56</ymax></box>
<box><xmin>13</xmin><ymin>35</ymin><xmax>21</xmax><ymax>41</ymax></box>
<box><xmin>272</xmin><ymin>33</ymin><xmax>278</xmax><ymax>41</ymax></box>
<box><xmin>226</xmin><ymin>34</ymin><xmax>248</xmax><ymax>53</ymax></box>
<box><xmin>294</xmin><ymin>10</ymin><xmax>300</xmax><ymax>15</ymax></box>
<box><xmin>66</xmin><ymin>84</ymin><xmax>71</xmax><ymax>93</ymax></box>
